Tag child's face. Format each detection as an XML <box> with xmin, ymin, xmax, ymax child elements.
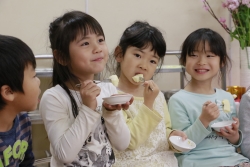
<box><xmin>185</xmin><ymin>41</ymin><xmax>221</xmax><ymax>83</ymax></box>
<box><xmin>68</xmin><ymin>33</ymin><xmax>108</xmax><ymax>80</ymax></box>
<box><xmin>117</xmin><ymin>44</ymin><xmax>159</xmax><ymax>84</ymax></box>
<box><xmin>15</xmin><ymin>64</ymin><xmax>41</xmax><ymax>111</ymax></box>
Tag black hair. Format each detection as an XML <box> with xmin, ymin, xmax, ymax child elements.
<box><xmin>111</xmin><ymin>21</ymin><xmax>166</xmax><ymax>76</ymax></box>
<box><xmin>49</xmin><ymin>10</ymin><xmax>105</xmax><ymax>118</ymax></box>
<box><xmin>180</xmin><ymin>28</ymin><xmax>231</xmax><ymax>82</ymax></box>
<box><xmin>0</xmin><ymin>35</ymin><xmax>36</xmax><ymax>110</ymax></box>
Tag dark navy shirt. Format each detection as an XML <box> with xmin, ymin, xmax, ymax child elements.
<box><xmin>0</xmin><ymin>113</ymin><xmax>34</xmax><ymax>167</ymax></box>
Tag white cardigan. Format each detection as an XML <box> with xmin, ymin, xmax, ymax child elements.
<box><xmin>39</xmin><ymin>83</ymin><xmax>130</xmax><ymax>167</ymax></box>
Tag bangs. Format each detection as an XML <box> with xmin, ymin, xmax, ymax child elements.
<box><xmin>180</xmin><ymin>28</ymin><xmax>229</xmax><ymax>74</ymax></box>
<box><xmin>127</xmin><ymin>30</ymin><xmax>166</xmax><ymax>57</ymax></box>
<box><xmin>56</xmin><ymin>14</ymin><xmax>105</xmax><ymax>55</ymax></box>
<box><xmin>64</xmin><ymin>19</ymin><xmax>105</xmax><ymax>43</ymax></box>
<box><xmin>187</xmin><ymin>33</ymin><xmax>223</xmax><ymax>56</ymax></box>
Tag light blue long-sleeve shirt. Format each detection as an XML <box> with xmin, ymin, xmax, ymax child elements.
<box><xmin>168</xmin><ymin>89</ymin><xmax>249</xmax><ymax>167</ymax></box>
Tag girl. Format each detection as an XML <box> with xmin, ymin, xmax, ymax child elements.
<box><xmin>39</xmin><ymin>11</ymin><xmax>131</xmax><ymax>167</ymax></box>
<box><xmin>109</xmin><ymin>21</ymin><xmax>186</xmax><ymax>167</ymax></box>
<box><xmin>168</xmin><ymin>28</ymin><xmax>249</xmax><ymax>167</ymax></box>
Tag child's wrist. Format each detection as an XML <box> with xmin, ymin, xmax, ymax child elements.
<box><xmin>199</xmin><ymin>116</ymin><xmax>210</xmax><ymax>128</ymax></box>
<box><xmin>169</xmin><ymin>130</ymin><xmax>175</xmax><ymax>137</ymax></box>
<box><xmin>143</xmin><ymin>101</ymin><xmax>153</xmax><ymax>110</ymax></box>
<box><xmin>103</xmin><ymin>107</ymin><xmax>116</xmax><ymax>111</ymax></box>
<box><xmin>228</xmin><ymin>132</ymin><xmax>240</xmax><ymax>145</ymax></box>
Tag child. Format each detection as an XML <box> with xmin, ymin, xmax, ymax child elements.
<box><xmin>168</xmin><ymin>28</ymin><xmax>249</xmax><ymax>167</ymax></box>
<box><xmin>0</xmin><ymin>35</ymin><xmax>40</xmax><ymax>166</ymax></box>
<box><xmin>108</xmin><ymin>21</ymin><xmax>186</xmax><ymax>167</ymax></box>
<box><xmin>239</xmin><ymin>86</ymin><xmax>250</xmax><ymax>159</ymax></box>
<box><xmin>39</xmin><ymin>11</ymin><xmax>132</xmax><ymax>167</ymax></box>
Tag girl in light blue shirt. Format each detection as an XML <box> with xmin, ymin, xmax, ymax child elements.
<box><xmin>168</xmin><ymin>28</ymin><xmax>249</xmax><ymax>167</ymax></box>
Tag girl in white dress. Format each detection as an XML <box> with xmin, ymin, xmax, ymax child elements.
<box><xmin>109</xmin><ymin>21</ymin><xmax>186</xmax><ymax>167</ymax></box>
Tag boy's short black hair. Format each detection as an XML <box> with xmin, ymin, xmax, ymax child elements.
<box><xmin>0</xmin><ymin>35</ymin><xmax>36</xmax><ymax>109</ymax></box>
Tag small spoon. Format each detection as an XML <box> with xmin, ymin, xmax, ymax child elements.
<box><xmin>138</xmin><ymin>76</ymin><xmax>153</xmax><ymax>91</ymax></box>
<box><xmin>75</xmin><ymin>79</ymin><xmax>111</xmax><ymax>88</ymax></box>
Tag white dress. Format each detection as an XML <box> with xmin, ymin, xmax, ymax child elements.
<box><xmin>113</xmin><ymin>92</ymin><xmax>178</xmax><ymax>167</ymax></box>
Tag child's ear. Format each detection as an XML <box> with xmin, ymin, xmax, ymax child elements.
<box><xmin>53</xmin><ymin>50</ymin><xmax>67</xmax><ymax>66</ymax></box>
<box><xmin>1</xmin><ymin>85</ymin><xmax>14</xmax><ymax>102</ymax></box>
<box><xmin>114</xmin><ymin>46</ymin><xmax>123</xmax><ymax>62</ymax></box>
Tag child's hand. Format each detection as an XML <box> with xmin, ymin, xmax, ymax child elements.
<box><xmin>143</xmin><ymin>80</ymin><xmax>159</xmax><ymax>110</ymax></box>
<box><xmin>169</xmin><ymin>130</ymin><xmax>187</xmax><ymax>141</ymax></box>
<box><xmin>79</xmin><ymin>80</ymin><xmax>101</xmax><ymax>111</ymax></box>
<box><xmin>103</xmin><ymin>95</ymin><xmax>133</xmax><ymax>111</ymax></box>
<box><xmin>216</xmin><ymin>117</ymin><xmax>240</xmax><ymax>145</ymax></box>
<box><xmin>199</xmin><ymin>101</ymin><xmax>220</xmax><ymax>128</ymax></box>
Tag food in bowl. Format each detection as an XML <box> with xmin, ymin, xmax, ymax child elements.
<box><xmin>169</xmin><ymin>136</ymin><xmax>196</xmax><ymax>152</ymax></box>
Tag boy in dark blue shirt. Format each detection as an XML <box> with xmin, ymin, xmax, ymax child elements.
<box><xmin>0</xmin><ymin>35</ymin><xmax>41</xmax><ymax>167</ymax></box>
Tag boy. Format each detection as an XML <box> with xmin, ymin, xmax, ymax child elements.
<box><xmin>0</xmin><ymin>35</ymin><xmax>40</xmax><ymax>167</ymax></box>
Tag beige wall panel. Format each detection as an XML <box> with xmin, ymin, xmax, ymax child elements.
<box><xmin>88</xmin><ymin>0</ymin><xmax>230</xmax><ymax>90</ymax></box>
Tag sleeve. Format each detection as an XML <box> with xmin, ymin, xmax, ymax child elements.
<box><xmin>124</xmin><ymin>104</ymin><xmax>162</xmax><ymax>150</ymax></box>
<box><xmin>102</xmin><ymin>83</ymin><xmax>130</xmax><ymax>151</ymax></box>
<box><xmin>163</xmin><ymin>102</ymin><xmax>181</xmax><ymax>152</ymax></box>
<box><xmin>20</xmin><ymin>118</ymin><xmax>35</xmax><ymax>167</ymax></box>
<box><xmin>102</xmin><ymin>109</ymin><xmax>130</xmax><ymax>151</ymax></box>
<box><xmin>168</xmin><ymin>96</ymin><xmax>211</xmax><ymax>148</ymax></box>
<box><xmin>39</xmin><ymin>90</ymin><xmax>101</xmax><ymax>163</ymax></box>
<box><xmin>239</xmin><ymin>92</ymin><xmax>250</xmax><ymax>159</ymax></box>
<box><xmin>225</xmin><ymin>91</ymin><xmax>242</xmax><ymax>147</ymax></box>
<box><xmin>105</xmin><ymin>79</ymin><xmax>162</xmax><ymax>150</ymax></box>
<box><xmin>164</xmin><ymin>102</ymin><xmax>172</xmax><ymax>138</ymax></box>
<box><xmin>230</xmin><ymin>130</ymin><xmax>243</xmax><ymax>148</ymax></box>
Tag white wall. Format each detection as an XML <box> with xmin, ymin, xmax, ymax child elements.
<box><xmin>0</xmin><ymin>0</ymin><xmax>241</xmax><ymax>161</ymax></box>
<box><xmin>0</xmin><ymin>0</ymin><xmax>239</xmax><ymax>90</ymax></box>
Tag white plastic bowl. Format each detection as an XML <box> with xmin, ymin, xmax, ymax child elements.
<box><xmin>103</xmin><ymin>94</ymin><xmax>133</xmax><ymax>105</ymax></box>
<box><xmin>211</xmin><ymin>120</ymin><xmax>236</xmax><ymax>132</ymax></box>
<box><xmin>169</xmin><ymin>136</ymin><xmax>196</xmax><ymax>152</ymax></box>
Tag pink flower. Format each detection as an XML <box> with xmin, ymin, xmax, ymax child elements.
<box><xmin>227</xmin><ymin>0</ymin><xmax>239</xmax><ymax>3</ymax></box>
<box><xmin>201</xmin><ymin>0</ymin><xmax>250</xmax><ymax>49</ymax></box>
<box><xmin>222</xmin><ymin>2</ymin><xmax>228</xmax><ymax>8</ymax></box>
<box><xmin>242</xmin><ymin>0</ymin><xmax>250</xmax><ymax>5</ymax></box>
<box><xmin>242</xmin><ymin>0</ymin><xmax>250</xmax><ymax>7</ymax></box>
<box><xmin>219</xmin><ymin>17</ymin><xmax>226</xmax><ymax>23</ymax></box>
<box><xmin>203</xmin><ymin>4</ymin><xmax>209</xmax><ymax>11</ymax></box>
<box><xmin>219</xmin><ymin>18</ymin><xmax>228</xmax><ymax>28</ymax></box>
<box><xmin>226</xmin><ymin>0</ymin><xmax>239</xmax><ymax>10</ymax></box>
<box><xmin>228</xmin><ymin>4</ymin><xmax>238</xmax><ymax>10</ymax></box>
